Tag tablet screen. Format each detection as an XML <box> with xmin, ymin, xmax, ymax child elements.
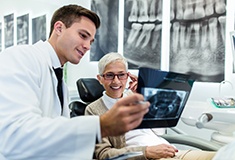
<box><xmin>136</xmin><ymin>67</ymin><xmax>195</xmax><ymax>128</ymax></box>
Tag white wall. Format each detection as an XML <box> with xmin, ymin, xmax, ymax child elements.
<box><xmin>0</xmin><ymin>0</ymin><xmax>90</xmax><ymax>48</ymax></box>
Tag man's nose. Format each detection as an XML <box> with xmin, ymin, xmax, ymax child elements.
<box><xmin>83</xmin><ymin>40</ymin><xmax>91</xmax><ymax>51</ymax></box>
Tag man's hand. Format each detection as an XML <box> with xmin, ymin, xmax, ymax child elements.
<box><xmin>128</xmin><ymin>72</ymin><xmax>138</xmax><ymax>92</ymax></box>
<box><xmin>100</xmin><ymin>93</ymin><xmax>149</xmax><ymax>137</ymax></box>
<box><xmin>145</xmin><ymin>144</ymin><xmax>178</xmax><ymax>159</ymax></box>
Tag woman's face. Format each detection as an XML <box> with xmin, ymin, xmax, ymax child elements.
<box><xmin>98</xmin><ymin>61</ymin><xmax>128</xmax><ymax>99</ymax></box>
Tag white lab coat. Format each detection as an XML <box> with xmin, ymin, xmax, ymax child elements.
<box><xmin>213</xmin><ymin>140</ymin><xmax>235</xmax><ymax>160</ymax></box>
<box><xmin>0</xmin><ymin>41</ymin><xmax>99</xmax><ymax>160</ymax></box>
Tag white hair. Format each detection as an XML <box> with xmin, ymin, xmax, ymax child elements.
<box><xmin>98</xmin><ymin>52</ymin><xmax>128</xmax><ymax>74</ymax></box>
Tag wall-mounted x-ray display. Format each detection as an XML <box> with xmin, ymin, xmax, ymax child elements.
<box><xmin>4</xmin><ymin>13</ymin><xmax>14</xmax><ymax>49</ymax></box>
<box><xmin>32</xmin><ymin>14</ymin><xmax>46</xmax><ymax>44</ymax></box>
<box><xmin>124</xmin><ymin>0</ymin><xmax>162</xmax><ymax>69</ymax></box>
<box><xmin>90</xmin><ymin>0</ymin><xmax>119</xmax><ymax>61</ymax></box>
<box><xmin>169</xmin><ymin>0</ymin><xmax>226</xmax><ymax>82</ymax></box>
<box><xmin>230</xmin><ymin>31</ymin><xmax>235</xmax><ymax>73</ymax></box>
<box><xmin>17</xmin><ymin>14</ymin><xmax>29</xmax><ymax>45</ymax></box>
<box><xmin>88</xmin><ymin>0</ymin><xmax>228</xmax><ymax>83</ymax></box>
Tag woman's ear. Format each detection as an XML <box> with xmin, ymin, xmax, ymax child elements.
<box><xmin>97</xmin><ymin>75</ymin><xmax>102</xmax><ymax>85</ymax></box>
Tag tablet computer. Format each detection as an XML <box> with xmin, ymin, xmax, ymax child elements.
<box><xmin>136</xmin><ymin>67</ymin><xmax>195</xmax><ymax>128</ymax></box>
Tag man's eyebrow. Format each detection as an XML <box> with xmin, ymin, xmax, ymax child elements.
<box><xmin>80</xmin><ymin>29</ymin><xmax>95</xmax><ymax>43</ymax></box>
<box><xmin>84</xmin><ymin>30</ymin><xmax>91</xmax><ymax>36</ymax></box>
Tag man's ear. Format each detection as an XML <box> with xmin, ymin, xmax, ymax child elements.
<box><xmin>54</xmin><ymin>21</ymin><xmax>63</xmax><ymax>35</ymax></box>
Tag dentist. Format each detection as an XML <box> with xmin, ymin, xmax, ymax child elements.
<box><xmin>0</xmin><ymin>4</ymin><xmax>149</xmax><ymax>159</ymax></box>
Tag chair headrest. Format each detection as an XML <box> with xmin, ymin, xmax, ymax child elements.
<box><xmin>76</xmin><ymin>78</ymin><xmax>104</xmax><ymax>103</ymax></box>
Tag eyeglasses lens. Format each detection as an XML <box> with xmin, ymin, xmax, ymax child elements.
<box><xmin>103</xmin><ymin>73</ymin><xmax>128</xmax><ymax>80</ymax></box>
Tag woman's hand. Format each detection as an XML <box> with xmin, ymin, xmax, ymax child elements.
<box><xmin>128</xmin><ymin>72</ymin><xmax>138</xmax><ymax>92</ymax></box>
<box><xmin>145</xmin><ymin>144</ymin><xmax>178</xmax><ymax>159</ymax></box>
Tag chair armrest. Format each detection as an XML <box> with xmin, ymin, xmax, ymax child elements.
<box><xmin>160</xmin><ymin>134</ymin><xmax>222</xmax><ymax>151</ymax></box>
<box><xmin>69</xmin><ymin>101</ymin><xmax>87</xmax><ymax>117</ymax></box>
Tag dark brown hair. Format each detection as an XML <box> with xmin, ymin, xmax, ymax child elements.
<box><xmin>49</xmin><ymin>4</ymin><xmax>100</xmax><ymax>37</ymax></box>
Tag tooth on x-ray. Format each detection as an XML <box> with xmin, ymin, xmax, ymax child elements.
<box><xmin>156</xmin><ymin>0</ymin><xmax>162</xmax><ymax>21</ymax></box>
<box><xmin>208</xmin><ymin>17</ymin><xmax>218</xmax><ymax>51</ymax></box>
<box><xmin>193</xmin><ymin>23</ymin><xmax>200</xmax><ymax>47</ymax></box>
<box><xmin>127</xmin><ymin>23</ymin><xmax>143</xmax><ymax>44</ymax></box>
<box><xmin>205</xmin><ymin>0</ymin><xmax>214</xmax><ymax>16</ymax></box>
<box><xmin>128</xmin><ymin>0</ymin><xmax>138</xmax><ymax>22</ymax></box>
<box><xmin>149</xmin><ymin>0</ymin><xmax>158</xmax><ymax>22</ymax></box>
<box><xmin>138</xmin><ymin>0</ymin><xmax>149</xmax><ymax>22</ymax></box>
<box><xmin>215</xmin><ymin>0</ymin><xmax>226</xmax><ymax>14</ymax></box>
<box><xmin>172</xmin><ymin>22</ymin><xmax>180</xmax><ymax>53</ymax></box>
<box><xmin>180</xmin><ymin>25</ymin><xmax>186</xmax><ymax>49</ymax></box>
<box><xmin>201</xmin><ymin>23</ymin><xmax>209</xmax><ymax>48</ymax></box>
<box><xmin>185</xmin><ymin>25</ymin><xmax>193</xmax><ymax>48</ymax></box>
<box><xmin>183</xmin><ymin>2</ymin><xmax>194</xmax><ymax>20</ymax></box>
<box><xmin>218</xmin><ymin>16</ymin><xmax>226</xmax><ymax>42</ymax></box>
<box><xmin>176</xmin><ymin>0</ymin><xmax>184</xmax><ymax>19</ymax></box>
<box><xmin>135</xmin><ymin>23</ymin><xmax>155</xmax><ymax>48</ymax></box>
<box><xmin>151</xmin><ymin>24</ymin><xmax>162</xmax><ymax>49</ymax></box>
<box><xmin>170</xmin><ymin>0</ymin><xmax>175</xmax><ymax>20</ymax></box>
<box><xmin>194</xmin><ymin>1</ymin><xmax>205</xmax><ymax>19</ymax></box>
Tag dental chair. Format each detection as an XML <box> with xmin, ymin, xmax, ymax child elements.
<box><xmin>69</xmin><ymin>78</ymin><xmax>221</xmax><ymax>151</ymax></box>
<box><xmin>69</xmin><ymin>78</ymin><xmax>104</xmax><ymax>117</ymax></box>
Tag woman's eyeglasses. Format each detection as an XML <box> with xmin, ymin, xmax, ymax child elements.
<box><xmin>101</xmin><ymin>72</ymin><xmax>128</xmax><ymax>80</ymax></box>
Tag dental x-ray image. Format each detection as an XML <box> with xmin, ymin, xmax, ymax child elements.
<box><xmin>32</xmin><ymin>15</ymin><xmax>47</xmax><ymax>44</ymax></box>
<box><xmin>230</xmin><ymin>31</ymin><xmax>235</xmax><ymax>73</ymax></box>
<box><xmin>169</xmin><ymin>0</ymin><xmax>226</xmax><ymax>82</ymax></box>
<box><xmin>90</xmin><ymin>0</ymin><xmax>119</xmax><ymax>61</ymax></box>
<box><xmin>4</xmin><ymin>13</ymin><xmax>14</xmax><ymax>49</ymax></box>
<box><xmin>143</xmin><ymin>88</ymin><xmax>187</xmax><ymax>119</ymax></box>
<box><xmin>17</xmin><ymin>14</ymin><xmax>29</xmax><ymax>45</ymax></box>
<box><xmin>124</xmin><ymin>0</ymin><xmax>162</xmax><ymax>69</ymax></box>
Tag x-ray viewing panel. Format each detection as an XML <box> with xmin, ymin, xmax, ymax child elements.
<box><xmin>136</xmin><ymin>67</ymin><xmax>195</xmax><ymax>128</ymax></box>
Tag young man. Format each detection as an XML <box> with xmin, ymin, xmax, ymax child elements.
<box><xmin>0</xmin><ymin>5</ymin><xmax>149</xmax><ymax>159</ymax></box>
<box><xmin>85</xmin><ymin>52</ymin><xmax>216</xmax><ymax>160</ymax></box>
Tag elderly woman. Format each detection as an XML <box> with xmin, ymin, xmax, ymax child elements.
<box><xmin>85</xmin><ymin>52</ymin><xmax>216</xmax><ymax>160</ymax></box>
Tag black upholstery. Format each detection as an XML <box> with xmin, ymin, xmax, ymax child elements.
<box><xmin>76</xmin><ymin>78</ymin><xmax>104</xmax><ymax>103</ymax></box>
<box><xmin>69</xmin><ymin>101</ymin><xmax>87</xmax><ymax>117</ymax></box>
<box><xmin>70</xmin><ymin>78</ymin><xmax>104</xmax><ymax>117</ymax></box>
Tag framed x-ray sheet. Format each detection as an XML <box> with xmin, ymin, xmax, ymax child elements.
<box><xmin>230</xmin><ymin>31</ymin><xmax>235</xmax><ymax>73</ymax></box>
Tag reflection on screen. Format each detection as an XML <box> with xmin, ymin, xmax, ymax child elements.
<box><xmin>142</xmin><ymin>87</ymin><xmax>187</xmax><ymax>119</ymax></box>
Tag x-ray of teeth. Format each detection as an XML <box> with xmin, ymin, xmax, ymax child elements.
<box><xmin>143</xmin><ymin>88</ymin><xmax>186</xmax><ymax>119</ymax></box>
<box><xmin>90</xmin><ymin>0</ymin><xmax>119</xmax><ymax>61</ymax></box>
<box><xmin>17</xmin><ymin>14</ymin><xmax>29</xmax><ymax>45</ymax></box>
<box><xmin>170</xmin><ymin>0</ymin><xmax>226</xmax><ymax>82</ymax></box>
<box><xmin>32</xmin><ymin>15</ymin><xmax>46</xmax><ymax>44</ymax></box>
<box><xmin>4</xmin><ymin>13</ymin><xmax>14</xmax><ymax>49</ymax></box>
<box><xmin>124</xmin><ymin>0</ymin><xmax>162</xmax><ymax>69</ymax></box>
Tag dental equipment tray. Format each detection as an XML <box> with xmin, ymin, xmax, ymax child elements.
<box><xmin>210</xmin><ymin>97</ymin><xmax>235</xmax><ymax>108</ymax></box>
<box><xmin>136</xmin><ymin>67</ymin><xmax>195</xmax><ymax>128</ymax></box>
